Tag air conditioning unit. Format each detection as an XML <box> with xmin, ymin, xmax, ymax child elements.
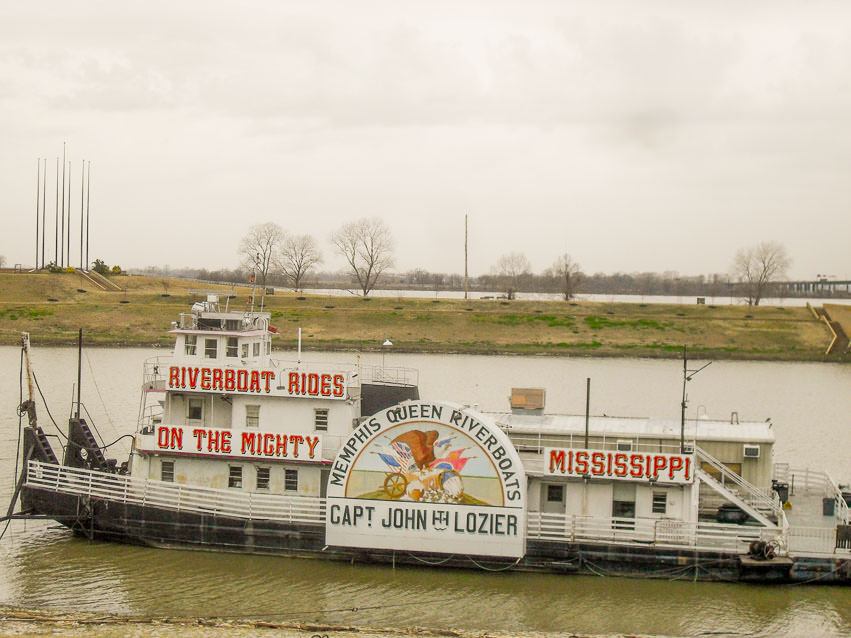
<box><xmin>743</xmin><ymin>444</ymin><xmax>760</xmax><ymax>458</ymax></box>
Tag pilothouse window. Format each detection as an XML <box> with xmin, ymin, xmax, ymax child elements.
<box><xmin>253</xmin><ymin>342</ymin><xmax>260</xmax><ymax>357</ymax></box>
<box><xmin>226</xmin><ymin>337</ymin><xmax>238</xmax><ymax>357</ymax></box>
<box><xmin>184</xmin><ymin>335</ymin><xmax>197</xmax><ymax>356</ymax></box>
<box><xmin>204</xmin><ymin>338</ymin><xmax>218</xmax><ymax>359</ymax></box>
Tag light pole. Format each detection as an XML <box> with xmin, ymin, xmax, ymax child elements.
<box><xmin>680</xmin><ymin>346</ymin><xmax>712</xmax><ymax>453</ymax></box>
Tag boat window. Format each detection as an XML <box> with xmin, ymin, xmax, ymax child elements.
<box><xmin>184</xmin><ymin>335</ymin><xmax>197</xmax><ymax>356</ymax></box>
<box><xmin>253</xmin><ymin>342</ymin><xmax>260</xmax><ymax>357</ymax></box>
<box><xmin>612</xmin><ymin>483</ymin><xmax>636</xmax><ymax>522</ymax></box>
<box><xmin>161</xmin><ymin>460</ymin><xmax>174</xmax><ymax>483</ymax></box>
<box><xmin>314</xmin><ymin>408</ymin><xmax>329</xmax><ymax>431</ymax></box>
<box><xmin>285</xmin><ymin>469</ymin><xmax>298</xmax><ymax>492</ymax></box>
<box><xmin>225</xmin><ymin>319</ymin><xmax>241</xmax><ymax>331</ymax></box>
<box><xmin>699</xmin><ymin>461</ymin><xmax>742</xmax><ymax>481</ymax></box>
<box><xmin>204</xmin><ymin>338</ymin><xmax>218</xmax><ymax>359</ymax></box>
<box><xmin>226</xmin><ymin>337</ymin><xmax>239</xmax><ymax>358</ymax></box>
<box><xmin>245</xmin><ymin>405</ymin><xmax>260</xmax><ymax>428</ymax></box>
<box><xmin>228</xmin><ymin>465</ymin><xmax>243</xmax><ymax>489</ymax></box>
<box><xmin>266</xmin><ymin>340</ymin><xmax>271</xmax><ymax>355</ymax></box>
<box><xmin>188</xmin><ymin>398</ymin><xmax>203</xmax><ymax>421</ymax></box>
<box><xmin>616</xmin><ymin>440</ymin><xmax>633</xmax><ymax>452</ymax></box>
<box><xmin>241</xmin><ymin>344</ymin><xmax>249</xmax><ymax>358</ymax></box>
<box><xmin>256</xmin><ymin>467</ymin><xmax>270</xmax><ymax>490</ymax></box>
<box><xmin>547</xmin><ymin>484</ymin><xmax>564</xmax><ymax>502</ymax></box>
<box><xmin>652</xmin><ymin>491</ymin><xmax>667</xmax><ymax>514</ymax></box>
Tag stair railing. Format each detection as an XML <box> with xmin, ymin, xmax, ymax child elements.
<box><xmin>695</xmin><ymin>445</ymin><xmax>781</xmax><ymax>519</ymax></box>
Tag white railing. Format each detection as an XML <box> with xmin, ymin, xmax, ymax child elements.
<box><xmin>359</xmin><ymin>365</ymin><xmax>418</xmax><ymax>387</ymax></box>
<box><xmin>25</xmin><ymin>460</ymin><xmax>325</xmax><ymax>526</ymax></box>
<box><xmin>773</xmin><ymin>465</ymin><xmax>851</xmax><ymax>525</ymax></box>
<box><xmin>786</xmin><ymin>526</ymin><xmax>847</xmax><ymax>555</ymax></box>
<box><xmin>526</xmin><ymin>511</ymin><xmax>777</xmax><ymax>553</ymax></box>
<box><xmin>26</xmin><ymin>460</ymin><xmax>847</xmax><ymax>557</ymax></box>
<box><xmin>696</xmin><ymin>445</ymin><xmax>782</xmax><ymax>519</ymax></box>
<box><xmin>506</xmin><ymin>433</ymin><xmax>686</xmax><ymax>456</ymax></box>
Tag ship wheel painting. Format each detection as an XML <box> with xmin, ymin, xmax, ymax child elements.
<box><xmin>346</xmin><ymin>424</ymin><xmax>505</xmax><ymax>506</ymax></box>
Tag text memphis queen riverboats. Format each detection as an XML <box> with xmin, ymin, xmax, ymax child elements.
<box><xmin>10</xmin><ymin>293</ymin><xmax>851</xmax><ymax>583</ymax></box>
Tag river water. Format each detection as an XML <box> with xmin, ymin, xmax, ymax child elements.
<box><xmin>0</xmin><ymin>345</ymin><xmax>849</xmax><ymax>637</ymax></box>
<box><xmin>302</xmin><ymin>287</ymin><xmax>851</xmax><ymax>306</ymax></box>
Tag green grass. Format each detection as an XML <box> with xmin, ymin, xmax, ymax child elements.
<box><xmin>0</xmin><ymin>272</ymin><xmax>840</xmax><ymax>361</ymax></box>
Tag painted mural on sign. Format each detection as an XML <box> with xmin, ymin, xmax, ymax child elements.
<box><xmin>326</xmin><ymin>401</ymin><xmax>526</xmax><ymax>558</ymax></box>
<box><xmin>347</xmin><ymin>423</ymin><xmax>503</xmax><ymax>506</ymax></box>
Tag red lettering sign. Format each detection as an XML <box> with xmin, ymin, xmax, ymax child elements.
<box><xmin>545</xmin><ymin>447</ymin><xmax>694</xmax><ymax>484</ymax></box>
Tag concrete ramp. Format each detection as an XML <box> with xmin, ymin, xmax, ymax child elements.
<box><xmin>76</xmin><ymin>269</ymin><xmax>122</xmax><ymax>292</ymax></box>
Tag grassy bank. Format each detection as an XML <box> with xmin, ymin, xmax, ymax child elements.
<box><xmin>0</xmin><ymin>271</ymin><xmax>839</xmax><ymax>361</ymax></box>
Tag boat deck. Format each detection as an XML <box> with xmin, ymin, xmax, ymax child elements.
<box><xmin>778</xmin><ymin>470</ymin><xmax>850</xmax><ymax>557</ymax></box>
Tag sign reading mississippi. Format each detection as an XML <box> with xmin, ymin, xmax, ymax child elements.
<box><xmin>326</xmin><ymin>401</ymin><xmax>526</xmax><ymax>558</ymax></box>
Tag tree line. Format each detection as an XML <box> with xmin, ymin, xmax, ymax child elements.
<box><xmin>136</xmin><ymin>221</ymin><xmax>796</xmax><ymax>306</ymax></box>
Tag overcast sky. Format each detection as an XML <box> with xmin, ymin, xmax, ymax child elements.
<box><xmin>1</xmin><ymin>1</ymin><xmax>849</xmax><ymax>280</ymax></box>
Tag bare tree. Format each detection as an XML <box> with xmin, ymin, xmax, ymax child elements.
<box><xmin>493</xmin><ymin>252</ymin><xmax>531</xmax><ymax>300</ymax></box>
<box><xmin>331</xmin><ymin>218</ymin><xmax>394</xmax><ymax>296</ymax></box>
<box><xmin>552</xmin><ymin>253</ymin><xmax>582</xmax><ymax>300</ymax></box>
<box><xmin>278</xmin><ymin>234</ymin><xmax>322</xmax><ymax>292</ymax></box>
<box><xmin>239</xmin><ymin>223</ymin><xmax>285</xmax><ymax>289</ymax></box>
<box><xmin>0</xmin><ymin>255</ymin><xmax>5</xmax><ymax>268</ymax></box>
<box><xmin>732</xmin><ymin>241</ymin><xmax>792</xmax><ymax>306</ymax></box>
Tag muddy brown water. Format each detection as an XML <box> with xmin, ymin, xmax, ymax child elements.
<box><xmin>1</xmin><ymin>346</ymin><xmax>849</xmax><ymax>637</ymax></box>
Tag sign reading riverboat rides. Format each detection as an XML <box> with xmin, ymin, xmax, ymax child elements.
<box><xmin>545</xmin><ymin>447</ymin><xmax>695</xmax><ymax>484</ymax></box>
<box><xmin>325</xmin><ymin>401</ymin><xmax>526</xmax><ymax>558</ymax></box>
<box><xmin>165</xmin><ymin>365</ymin><xmax>350</xmax><ymax>400</ymax></box>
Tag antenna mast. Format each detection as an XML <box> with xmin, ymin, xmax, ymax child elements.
<box><xmin>680</xmin><ymin>346</ymin><xmax>712</xmax><ymax>453</ymax></box>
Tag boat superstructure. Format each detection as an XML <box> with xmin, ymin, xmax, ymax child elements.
<box><xmin>9</xmin><ymin>293</ymin><xmax>851</xmax><ymax>583</ymax></box>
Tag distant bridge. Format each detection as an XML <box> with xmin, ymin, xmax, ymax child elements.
<box><xmin>780</xmin><ymin>280</ymin><xmax>851</xmax><ymax>295</ymax></box>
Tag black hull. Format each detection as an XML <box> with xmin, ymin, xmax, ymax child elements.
<box><xmin>22</xmin><ymin>485</ymin><xmax>851</xmax><ymax>584</ymax></box>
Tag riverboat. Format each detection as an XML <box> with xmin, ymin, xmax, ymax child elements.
<box><xmin>9</xmin><ymin>292</ymin><xmax>851</xmax><ymax>584</ymax></box>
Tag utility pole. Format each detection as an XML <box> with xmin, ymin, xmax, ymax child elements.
<box><xmin>66</xmin><ymin>161</ymin><xmax>71</xmax><ymax>268</ymax></box>
<box><xmin>61</xmin><ymin>143</ymin><xmax>66</xmax><ymax>267</ymax></box>
<box><xmin>80</xmin><ymin>159</ymin><xmax>85</xmax><ymax>270</ymax></box>
<box><xmin>41</xmin><ymin>158</ymin><xmax>46</xmax><ymax>269</ymax></box>
<box><xmin>54</xmin><ymin>157</ymin><xmax>59</xmax><ymax>266</ymax></box>
<box><xmin>584</xmin><ymin>377</ymin><xmax>591</xmax><ymax>449</ymax></box>
<box><xmin>35</xmin><ymin>158</ymin><xmax>41</xmax><ymax>270</ymax></box>
<box><xmin>85</xmin><ymin>161</ymin><xmax>91</xmax><ymax>271</ymax></box>
<box><xmin>464</xmin><ymin>214</ymin><xmax>469</xmax><ymax>300</ymax></box>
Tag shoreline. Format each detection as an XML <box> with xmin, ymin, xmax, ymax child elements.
<box><xmin>0</xmin><ymin>606</ymin><xmax>649</xmax><ymax>638</ymax></box>
<box><xmin>0</xmin><ymin>272</ymin><xmax>846</xmax><ymax>363</ymax></box>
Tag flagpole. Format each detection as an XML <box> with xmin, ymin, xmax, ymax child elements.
<box><xmin>35</xmin><ymin>158</ymin><xmax>41</xmax><ymax>270</ymax></box>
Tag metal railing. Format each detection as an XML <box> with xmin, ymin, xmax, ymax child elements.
<box><xmin>359</xmin><ymin>365</ymin><xmax>418</xmax><ymax>387</ymax></box>
<box><xmin>505</xmin><ymin>432</ymin><xmax>686</xmax><ymax>457</ymax></box>
<box><xmin>695</xmin><ymin>445</ymin><xmax>782</xmax><ymax>520</ymax></box>
<box><xmin>25</xmin><ymin>460</ymin><xmax>848</xmax><ymax>557</ymax></box>
<box><xmin>25</xmin><ymin>460</ymin><xmax>324</xmax><ymax>526</ymax></box>
<box><xmin>786</xmin><ymin>526</ymin><xmax>850</xmax><ymax>555</ymax></box>
<box><xmin>526</xmin><ymin>511</ymin><xmax>778</xmax><ymax>553</ymax></box>
<box><xmin>773</xmin><ymin>465</ymin><xmax>850</xmax><ymax>525</ymax></box>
